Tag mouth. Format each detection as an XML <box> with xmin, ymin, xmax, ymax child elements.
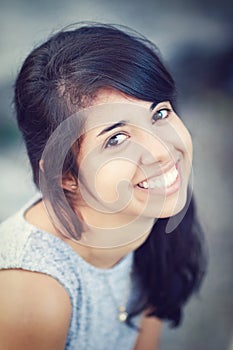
<box><xmin>136</xmin><ymin>162</ymin><xmax>181</xmax><ymax>194</ymax></box>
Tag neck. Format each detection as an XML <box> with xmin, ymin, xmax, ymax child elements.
<box><xmin>25</xmin><ymin>199</ymin><xmax>155</xmax><ymax>269</ymax></box>
<box><xmin>67</xmin><ymin>204</ymin><xmax>155</xmax><ymax>269</ymax></box>
<box><xmin>66</xmin><ymin>226</ymin><xmax>152</xmax><ymax>269</ymax></box>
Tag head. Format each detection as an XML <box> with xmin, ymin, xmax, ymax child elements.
<box><xmin>14</xmin><ymin>23</ymin><xmax>192</xmax><ymax>243</ymax></box>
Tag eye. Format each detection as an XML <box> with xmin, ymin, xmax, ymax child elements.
<box><xmin>105</xmin><ymin>132</ymin><xmax>129</xmax><ymax>148</ymax></box>
<box><xmin>152</xmin><ymin>108</ymin><xmax>172</xmax><ymax>124</ymax></box>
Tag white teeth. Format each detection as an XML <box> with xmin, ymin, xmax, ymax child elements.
<box><xmin>148</xmin><ymin>181</ymin><xmax>155</xmax><ymax>189</ymax></box>
<box><xmin>154</xmin><ymin>179</ymin><xmax>161</xmax><ymax>187</ymax></box>
<box><xmin>142</xmin><ymin>181</ymin><xmax>148</xmax><ymax>189</ymax></box>
<box><xmin>138</xmin><ymin>166</ymin><xmax>178</xmax><ymax>189</ymax></box>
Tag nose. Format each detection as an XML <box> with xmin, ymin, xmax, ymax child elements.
<box><xmin>139</xmin><ymin>133</ymin><xmax>174</xmax><ymax>166</ymax></box>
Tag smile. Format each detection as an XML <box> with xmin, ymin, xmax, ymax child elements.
<box><xmin>137</xmin><ymin>165</ymin><xmax>179</xmax><ymax>190</ymax></box>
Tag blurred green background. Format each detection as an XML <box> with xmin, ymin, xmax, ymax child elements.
<box><xmin>0</xmin><ymin>0</ymin><xmax>233</xmax><ymax>349</ymax></box>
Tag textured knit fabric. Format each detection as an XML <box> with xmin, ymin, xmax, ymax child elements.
<box><xmin>0</xmin><ymin>196</ymin><xmax>142</xmax><ymax>350</ymax></box>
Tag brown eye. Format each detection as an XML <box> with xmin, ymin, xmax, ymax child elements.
<box><xmin>105</xmin><ymin>133</ymin><xmax>129</xmax><ymax>148</ymax></box>
<box><xmin>152</xmin><ymin>108</ymin><xmax>171</xmax><ymax>123</ymax></box>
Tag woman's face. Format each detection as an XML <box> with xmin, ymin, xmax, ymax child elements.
<box><xmin>75</xmin><ymin>88</ymin><xmax>193</xmax><ymax>226</ymax></box>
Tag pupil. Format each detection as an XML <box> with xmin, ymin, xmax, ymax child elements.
<box><xmin>109</xmin><ymin>136</ymin><xmax>118</xmax><ymax>145</ymax></box>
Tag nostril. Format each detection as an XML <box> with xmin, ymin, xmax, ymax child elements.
<box><xmin>139</xmin><ymin>150</ymin><xmax>157</xmax><ymax>165</ymax></box>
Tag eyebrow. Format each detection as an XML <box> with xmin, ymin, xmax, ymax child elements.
<box><xmin>97</xmin><ymin>103</ymin><xmax>155</xmax><ymax>137</ymax></box>
<box><xmin>97</xmin><ymin>121</ymin><xmax>127</xmax><ymax>137</ymax></box>
<box><xmin>150</xmin><ymin>102</ymin><xmax>157</xmax><ymax>111</ymax></box>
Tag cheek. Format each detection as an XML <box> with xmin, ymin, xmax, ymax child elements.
<box><xmin>182</xmin><ymin>124</ymin><xmax>193</xmax><ymax>162</ymax></box>
<box><xmin>170</xmin><ymin>116</ymin><xmax>193</xmax><ymax>162</ymax></box>
<box><xmin>171</xmin><ymin>118</ymin><xmax>193</xmax><ymax>189</ymax></box>
<box><xmin>95</xmin><ymin>159</ymin><xmax>136</xmax><ymax>202</ymax></box>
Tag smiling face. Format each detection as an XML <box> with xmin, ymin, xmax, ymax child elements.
<box><xmin>73</xmin><ymin>88</ymin><xmax>193</xmax><ymax>229</ymax></box>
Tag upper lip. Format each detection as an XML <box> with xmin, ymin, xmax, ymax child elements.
<box><xmin>136</xmin><ymin>159</ymin><xmax>179</xmax><ymax>184</ymax></box>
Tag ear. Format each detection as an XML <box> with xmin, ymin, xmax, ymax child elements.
<box><xmin>62</xmin><ymin>173</ymin><xmax>78</xmax><ymax>192</ymax></box>
<box><xmin>39</xmin><ymin>159</ymin><xmax>44</xmax><ymax>172</ymax></box>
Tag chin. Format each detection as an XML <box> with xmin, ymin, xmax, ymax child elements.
<box><xmin>158</xmin><ymin>205</ymin><xmax>185</xmax><ymax>219</ymax></box>
<box><xmin>158</xmin><ymin>188</ymin><xmax>190</xmax><ymax>219</ymax></box>
<box><xmin>146</xmin><ymin>189</ymin><xmax>189</xmax><ymax>219</ymax></box>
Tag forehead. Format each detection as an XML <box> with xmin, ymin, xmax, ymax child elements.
<box><xmin>91</xmin><ymin>88</ymin><xmax>151</xmax><ymax>108</ymax></box>
<box><xmin>83</xmin><ymin>88</ymin><xmax>152</xmax><ymax>130</ymax></box>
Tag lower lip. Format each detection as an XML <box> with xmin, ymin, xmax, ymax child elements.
<box><xmin>136</xmin><ymin>162</ymin><xmax>182</xmax><ymax>196</ymax></box>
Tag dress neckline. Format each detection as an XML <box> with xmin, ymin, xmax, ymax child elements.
<box><xmin>18</xmin><ymin>193</ymin><xmax>133</xmax><ymax>275</ymax></box>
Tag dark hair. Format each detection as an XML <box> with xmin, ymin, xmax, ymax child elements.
<box><xmin>14</xmin><ymin>23</ymin><xmax>207</xmax><ymax>329</ymax></box>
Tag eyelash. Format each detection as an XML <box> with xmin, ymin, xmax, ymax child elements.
<box><xmin>104</xmin><ymin>107</ymin><xmax>172</xmax><ymax>149</ymax></box>
<box><xmin>152</xmin><ymin>108</ymin><xmax>172</xmax><ymax>124</ymax></box>
<box><xmin>104</xmin><ymin>132</ymin><xmax>129</xmax><ymax>149</ymax></box>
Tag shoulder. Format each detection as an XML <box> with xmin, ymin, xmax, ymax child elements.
<box><xmin>0</xmin><ymin>209</ymin><xmax>30</xmax><ymax>247</ymax></box>
<box><xmin>0</xmin><ymin>269</ymin><xmax>72</xmax><ymax>349</ymax></box>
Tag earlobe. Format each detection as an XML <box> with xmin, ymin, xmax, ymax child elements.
<box><xmin>62</xmin><ymin>182</ymin><xmax>78</xmax><ymax>193</ymax></box>
<box><xmin>70</xmin><ymin>183</ymin><xmax>78</xmax><ymax>191</ymax></box>
<box><xmin>62</xmin><ymin>174</ymin><xmax>78</xmax><ymax>193</ymax></box>
<box><xmin>40</xmin><ymin>158</ymin><xmax>77</xmax><ymax>192</ymax></box>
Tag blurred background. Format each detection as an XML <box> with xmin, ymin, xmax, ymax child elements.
<box><xmin>0</xmin><ymin>0</ymin><xmax>232</xmax><ymax>349</ymax></box>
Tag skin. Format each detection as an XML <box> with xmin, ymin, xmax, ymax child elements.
<box><xmin>76</xmin><ymin>88</ymin><xmax>192</xmax><ymax>221</ymax></box>
<box><xmin>0</xmin><ymin>88</ymin><xmax>193</xmax><ymax>349</ymax></box>
<box><xmin>61</xmin><ymin>88</ymin><xmax>193</xmax><ymax>261</ymax></box>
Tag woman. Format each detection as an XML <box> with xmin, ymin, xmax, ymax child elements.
<box><xmin>0</xmin><ymin>23</ymin><xmax>207</xmax><ymax>349</ymax></box>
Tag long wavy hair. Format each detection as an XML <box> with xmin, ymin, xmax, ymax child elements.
<box><xmin>14</xmin><ymin>23</ymin><xmax>207</xmax><ymax>329</ymax></box>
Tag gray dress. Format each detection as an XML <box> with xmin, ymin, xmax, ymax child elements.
<box><xmin>0</xmin><ymin>196</ymin><xmax>142</xmax><ymax>350</ymax></box>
